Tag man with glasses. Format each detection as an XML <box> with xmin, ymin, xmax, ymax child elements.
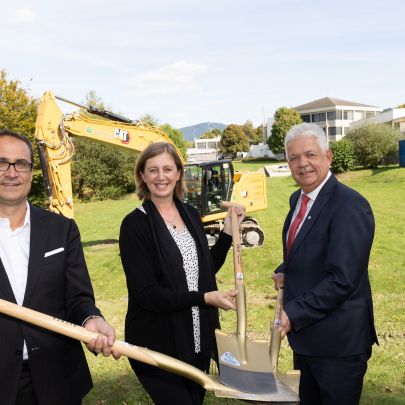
<box><xmin>0</xmin><ymin>129</ymin><xmax>120</xmax><ymax>405</ymax></box>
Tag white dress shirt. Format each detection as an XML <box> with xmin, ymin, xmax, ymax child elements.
<box><xmin>287</xmin><ymin>171</ymin><xmax>332</xmax><ymax>241</ymax></box>
<box><xmin>0</xmin><ymin>203</ymin><xmax>31</xmax><ymax>359</ymax></box>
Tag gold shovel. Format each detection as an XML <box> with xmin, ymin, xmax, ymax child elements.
<box><xmin>0</xmin><ymin>298</ymin><xmax>299</xmax><ymax>402</ymax></box>
<box><xmin>215</xmin><ymin>202</ymin><xmax>299</xmax><ymax>398</ymax></box>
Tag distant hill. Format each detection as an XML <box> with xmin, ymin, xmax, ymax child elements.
<box><xmin>179</xmin><ymin>122</ymin><xmax>227</xmax><ymax>141</ymax></box>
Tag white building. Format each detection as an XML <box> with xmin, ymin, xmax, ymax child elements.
<box><xmin>186</xmin><ymin>136</ymin><xmax>221</xmax><ymax>162</ymax></box>
<box><xmin>350</xmin><ymin>108</ymin><xmax>405</xmax><ymax>135</ymax></box>
<box><xmin>266</xmin><ymin>117</ymin><xmax>274</xmax><ymax>141</ymax></box>
<box><xmin>186</xmin><ymin>148</ymin><xmax>217</xmax><ymax>163</ymax></box>
<box><xmin>294</xmin><ymin>97</ymin><xmax>382</xmax><ymax>141</ymax></box>
<box><xmin>247</xmin><ymin>144</ymin><xmax>278</xmax><ymax>159</ymax></box>
<box><xmin>194</xmin><ymin>136</ymin><xmax>221</xmax><ymax>150</ymax></box>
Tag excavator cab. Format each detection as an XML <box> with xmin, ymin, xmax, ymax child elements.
<box><xmin>184</xmin><ymin>160</ymin><xmax>233</xmax><ymax>216</ymax></box>
<box><xmin>184</xmin><ymin>160</ymin><xmax>265</xmax><ymax>247</ymax></box>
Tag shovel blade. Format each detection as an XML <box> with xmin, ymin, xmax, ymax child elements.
<box><xmin>219</xmin><ymin>363</ymin><xmax>277</xmax><ymax>394</ymax></box>
<box><xmin>215</xmin><ymin>330</ymin><xmax>278</xmax><ymax>395</ymax></box>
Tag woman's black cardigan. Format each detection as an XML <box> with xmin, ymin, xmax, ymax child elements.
<box><xmin>119</xmin><ymin>198</ymin><xmax>232</xmax><ymax>369</ymax></box>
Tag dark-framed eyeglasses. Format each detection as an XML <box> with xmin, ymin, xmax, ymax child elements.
<box><xmin>0</xmin><ymin>161</ymin><xmax>34</xmax><ymax>173</ymax></box>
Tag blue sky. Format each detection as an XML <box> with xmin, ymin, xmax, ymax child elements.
<box><xmin>1</xmin><ymin>0</ymin><xmax>404</xmax><ymax>128</ymax></box>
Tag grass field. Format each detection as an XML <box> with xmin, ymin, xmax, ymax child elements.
<box><xmin>78</xmin><ymin>165</ymin><xmax>405</xmax><ymax>404</ymax></box>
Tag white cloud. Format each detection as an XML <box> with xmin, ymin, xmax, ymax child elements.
<box><xmin>8</xmin><ymin>8</ymin><xmax>36</xmax><ymax>24</ymax></box>
<box><xmin>125</xmin><ymin>61</ymin><xmax>208</xmax><ymax>95</ymax></box>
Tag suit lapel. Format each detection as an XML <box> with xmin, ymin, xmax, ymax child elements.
<box><xmin>0</xmin><ymin>259</ymin><xmax>16</xmax><ymax>302</ymax></box>
<box><xmin>23</xmin><ymin>205</ymin><xmax>48</xmax><ymax>305</ymax></box>
<box><xmin>283</xmin><ymin>191</ymin><xmax>300</xmax><ymax>258</ymax></box>
<box><xmin>288</xmin><ymin>175</ymin><xmax>337</xmax><ymax>259</ymax></box>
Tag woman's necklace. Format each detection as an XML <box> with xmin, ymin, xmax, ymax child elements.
<box><xmin>161</xmin><ymin>211</ymin><xmax>178</xmax><ymax>229</ymax></box>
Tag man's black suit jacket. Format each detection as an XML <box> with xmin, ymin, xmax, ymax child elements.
<box><xmin>0</xmin><ymin>205</ymin><xmax>101</xmax><ymax>405</ymax></box>
<box><xmin>276</xmin><ymin>174</ymin><xmax>378</xmax><ymax>357</ymax></box>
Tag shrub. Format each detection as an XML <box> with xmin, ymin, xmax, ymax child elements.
<box><xmin>347</xmin><ymin>124</ymin><xmax>400</xmax><ymax>168</ymax></box>
<box><xmin>97</xmin><ymin>186</ymin><xmax>127</xmax><ymax>200</ymax></box>
<box><xmin>72</xmin><ymin>138</ymin><xmax>136</xmax><ymax>201</ymax></box>
<box><xmin>330</xmin><ymin>139</ymin><xmax>355</xmax><ymax>173</ymax></box>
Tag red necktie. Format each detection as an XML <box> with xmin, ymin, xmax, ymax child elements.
<box><xmin>287</xmin><ymin>194</ymin><xmax>310</xmax><ymax>255</ymax></box>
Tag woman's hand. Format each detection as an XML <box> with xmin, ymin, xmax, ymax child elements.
<box><xmin>204</xmin><ymin>290</ymin><xmax>238</xmax><ymax>310</ymax></box>
<box><xmin>223</xmin><ymin>205</ymin><xmax>246</xmax><ymax>236</ymax></box>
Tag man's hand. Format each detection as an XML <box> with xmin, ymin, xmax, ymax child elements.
<box><xmin>272</xmin><ymin>272</ymin><xmax>284</xmax><ymax>290</ymax></box>
<box><xmin>279</xmin><ymin>310</ymin><xmax>291</xmax><ymax>339</ymax></box>
<box><xmin>84</xmin><ymin>317</ymin><xmax>121</xmax><ymax>359</ymax></box>
<box><xmin>204</xmin><ymin>290</ymin><xmax>238</xmax><ymax>310</ymax></box>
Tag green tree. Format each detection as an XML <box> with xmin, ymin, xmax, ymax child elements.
<box><xmin>242</xmin><ymin>120</ymin><xmax>262</xmax><ymax>145</ymax></box>
<box><xmin>220</xmin><ymin>124</ymin><xmax>249</xmax><ymax>158</ymax></box>
<box><xmin>347</xmin><ymin>124</ymin><xmax>400</xmax><ymax>168</ymax></box>
<box><xmin>255</xmin><ymin>124</ymin><xmax>266</xmax><ymax>145</ymax></box>
<box><xmin>330</xmin><ymin>139</ymin><xmax>355</xmax><ymax>173</ymax></box>
<box><xmin>200</xmin><ymin>128</ymin><xmax>222</xmax><ymax>139</ymax></box>
<box><xmin>72</xmin><ymin>141</ymin><xmax>136</xmax><ymax>200</ymax></box>
<box><xmin>161</xmin><ymin>123</ymin><xmax>188</xmax><ymax>159</ymax></box>
<box><xmin>0</xmin><ymin>69</ymin><xmax>46</xmax><ymax>206</ymax></box>
<box><xmin>72</xmin><ymin>91</ymin><xmax>136</xmax><ymax>200</ymax></box>
<box><xmin>140</xmin><ymin>114</ymin><xmax>188</xmax><ymax>158</ymax></box>
<box><xmin>396</xmin><ymin>103</ymin><xmax>405</xmax><ymax>108</ymax></box>
<box><xmin>268</xmin><ymin>107</ymin><xmax>302</xmax><ymax>155</ymax></box>
<box><xmin>85</xmin><ymin>90</ymin><xmax>106</xmax><ymax>109</ymax></box>
<box><xmin>0</xmin><ymin>70</ymin><xmax>38</xmax><ymax>135</ymax></box>
<box><xmin>139</xmin><ymin>113</ymin><xmax>160</xmax><ymax>126</ymax></box>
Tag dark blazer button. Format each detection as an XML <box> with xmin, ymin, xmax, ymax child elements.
<box><xmin>15</xmin><ymin>350</ymin><xmax>23</xmax><ymax>356</ymax></box>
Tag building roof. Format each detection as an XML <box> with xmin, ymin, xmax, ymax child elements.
<box><xmin>294</xmin><ymin>97</ymin><xmax>378</xmax><ymax>111</ymax></box>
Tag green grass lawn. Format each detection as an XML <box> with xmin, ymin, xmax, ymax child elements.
<box><xmin>78</xmin><ymin>166</ymin><xmax>405</xmax><ymax>404</ymax></box>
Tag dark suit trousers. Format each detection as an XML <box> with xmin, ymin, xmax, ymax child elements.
<box><xmin>132</xmin><ymin>352</ymin><xmax>210</xmax><ymax>405</ymax></box>
<box><xmin>15</xmin><ymin>361</ymin><xmax>82</xmax><ymax>405</ymax></box>
<box><xmin>15</xmin><ymin>361</ymin><xmax>39</xmax><ymax>405</ymax></box>
<box><xmin>293</xmin><ymin>349</ymin><xmax>371</xmax><ymax>405</ymax></box>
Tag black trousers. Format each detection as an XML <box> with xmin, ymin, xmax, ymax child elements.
<box><xmin>293</xmin><ymin>349</ymin><xmax>371</xmax><ymax>405</ymax></box>
<box><xmin>15</xmin><ymin>361</ymin><xmax>82</xmax><ymax>405</ymax></box>
<box><xmin>15</xmin><ymin>361</ymin><xmax>38</xmax><ymax>405</ymax></box>
<box><xmin>131</xmin><ymin>352</ymin><xmax>210</xmax><ymax>405</ymax></box>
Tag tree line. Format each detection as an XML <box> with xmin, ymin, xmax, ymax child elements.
<box><xmin>0</xmin><ymin>70</ymin><xmax>188</xmax><ymax>204</ymax></box>
<box><xmin>1</xmin><ymin>69</ymin><xmax>403</xmax><ymax>206</ymax></box>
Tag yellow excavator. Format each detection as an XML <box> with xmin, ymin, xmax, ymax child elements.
<box><xmin>34</xmin><ymin>91</ymin><xmax>267</xmax><ymax>247</ymax></box>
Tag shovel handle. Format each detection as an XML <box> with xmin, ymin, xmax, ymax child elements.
<box><xmin>274</xmin><ymin>287</ymin><xmax>284</xmax><ymax>328</ymax></box>
<box><xmin>220</xmin><ymin>201</ymin><xmax>248</xmax><ymax>351</ymax></box>
<box><xmin>0</xmin><ymin>298</ymin><xmax>232</xmax><ymax>393</ymax></box>
<box><xmin>270</xmin><ymin>287</ymin><xmax>284</xmax><ymax>372</ymax></box>
<box><xmin>220</xmin><ymin>201</ymin><xmax>245</xmax><ymax>279</ymax></box>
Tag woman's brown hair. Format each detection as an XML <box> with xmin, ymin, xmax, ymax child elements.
<box><xmin>134</xmin><ymin>142</ymin><xmax>187</xmax><ymax>201</ymax></box>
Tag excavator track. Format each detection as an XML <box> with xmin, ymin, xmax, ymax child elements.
<box><xmin>204</xmin><ymin>217</ymin><xmax>264</xmax><ymax>248</ymax></box>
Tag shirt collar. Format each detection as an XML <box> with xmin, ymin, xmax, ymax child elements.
<box><xmin>0</xmin><ymin>202</ymin><xmax>31</xmax><ymax>231</ymax></box>
<box><xmin>23</xmin><ymin>202</ymin><xmax>31</xmax><ymax>227</ymax></box>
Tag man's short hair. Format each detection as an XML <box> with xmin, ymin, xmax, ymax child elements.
<box><xmin>0</xmin><ymin>129</ymin><xmax>34</xmax><ymax>163</ymax></box>
<box><xmin>284</xmin><ymin>123</ymin><xmax>329</xmax><ymax>160</ymax></box>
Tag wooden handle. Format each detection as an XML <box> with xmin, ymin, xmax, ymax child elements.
<box><xmin>220</xmin><ymin>201</ymin><xmax>247</xmax><ymax>345</ymax></box>
<box><xmin>269</xmin><ymin>288</ymin><xmax>284</xmax><ymax>372</ymax></box>
<box><xmin>220</xmin><ymin>201</ymin><xmax>245</xmax><ymax>210</ymax></box>
<box><xmin>0</xmin><ymin>298</ymin><xmax>234</xmax><ymax>392</ymax></box>
<box><xmin>0</xmin><ymin>299</ymin><xmax>158</xmax><ymax>365</ymax></box>
<box><xmin>219</xmin><ymin>201</ymin><xmax>245</xmax><ymax>278</ymax></box>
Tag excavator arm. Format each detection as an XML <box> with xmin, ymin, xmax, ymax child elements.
<box><xmin>35</xmin><ymin>91</ymin><xmax>266</xmax><ymax>247</ymax></box>
<box><xmin>35</xmin><ymin>91</ymin><xmax>179</xmax><ymax>217</ymax></box>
